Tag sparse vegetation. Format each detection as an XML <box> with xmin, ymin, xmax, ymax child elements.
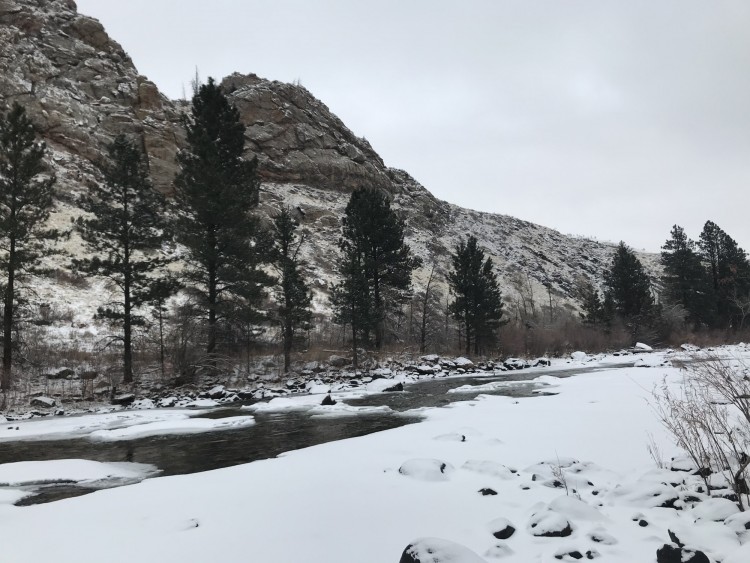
<box><xmin>653</xmin><ymin>356</ymin><xmax>750</xmax><ymax>511</ymax></box>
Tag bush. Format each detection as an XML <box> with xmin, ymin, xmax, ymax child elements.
<box><xmin>653</xmin><ymin>356</ymin><xmax>750</xmax><ymax>510</ymax></box>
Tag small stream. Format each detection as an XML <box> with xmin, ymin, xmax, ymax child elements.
<box><xmin>0</xmin><ymin>363</ymin><xmax>621</xmax><ymax>505</ymax></box>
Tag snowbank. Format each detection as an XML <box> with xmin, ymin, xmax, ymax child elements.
<box><xmin>0</xmin><ymin>409</ymin><xmax>253</xmax><ymax>442</ymax></box>
<box><xmin>2</xmin><ymin>346</ymin><xmax>750</xmax><ymax>562</ymax></box>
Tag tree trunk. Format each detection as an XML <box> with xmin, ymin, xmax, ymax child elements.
<box><xmin>2</xmin><ymin>237</ymin><xmax>15</xmax><ymax>392</ymax></box>
<box><xmin>420</xmin><ymin>265</ymin><xmax>435</xmax><ymax>354</ymax></box>
<box><xmin>123</xmin><ymin>201</ymin><xmax>133</xmax><ymax>384</ymax></box>
<box><xmin>373</xmin><ymin>271</ymin><xmax>382</xmax><ymax>349</ymax></box>
<box><xmin>123</xmin><ymin>292</ymin><xmax>132</xmax><ymax>384</ymax></box>
<box><xmin>283</xmin><ymin>323</ymin><xmax>293</xmax><ymax>373</ymax></box>
<box><xmin>207</xmin><ymin>262</ymin><xmax>217</xmax><ymax>360</ymax></box>
<box><xmin>158</xmin><ymin>306</ymin><xmax>165</xmax><ymax>379</ymax></box>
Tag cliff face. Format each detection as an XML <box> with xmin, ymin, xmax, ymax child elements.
<box><xmin>0</xmin><ymin>0</ymin><xmax>659</xmax><ymax>318</ymax></box>
<box><xmin>0</xmin><ymin>0</ymin><xmax>180</xmax><ymax>193</ymax></box>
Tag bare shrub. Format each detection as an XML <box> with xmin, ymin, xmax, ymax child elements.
<box><xmin>54</xmin><ymin>268</ymin><xmax>89</xmax><ymax>289</ymax></box>
<box><xmin>653</xmin><ymin>356</ymin><xmax>750</xmax><ymax>510</ymax></box>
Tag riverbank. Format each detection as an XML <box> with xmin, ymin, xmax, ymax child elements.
<box><xmin>1</xmin><ymin>345</ymin><xmax>749</xmax><ymax>562</ymax></box>
<box><xmin>0</xmin><ymin>344</ymin><xmax>683</xmax><ymax>423</ymax></box>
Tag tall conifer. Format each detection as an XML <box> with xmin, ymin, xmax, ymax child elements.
<box><xmin>273</xmin><ymin>207</ymin><xmax>312</xmax><ymax>373</ymax></box>
<box><xmin>698</xmin><ymin>221</ymin><xmax>750</xmax><ymax>328</ymax></box>
<box><xmin>332</xmin><ymin>187</ymin><xmax>419</xmax><ymax>360</ymax></box>
<box><xmin>74</xmin><ymin>135</ymin><xmax>168</xmax><ymax>384</ymax></box>
<box><xmin>447</xmin><ymin>236</ymin><xmax>505</xmax><ymax>355</ymax></box>
<box><xmin>660</xmin><ymin>225</ymin><xmax>712</xmax><ymax>327</ymax></box>
<box><xmin>173</xmin><ymin>78</ymin><xmax>272</xmax><ymax>364</ymax></box>
<box><xmin>0</xmin><ymin>103</ymin><xmax>57</xmax><ymax>392</ymax></box>
<box><xmin>603</xmin><ymin>242</ymin><xmax>653</xmax><ymax>338</ymax></box>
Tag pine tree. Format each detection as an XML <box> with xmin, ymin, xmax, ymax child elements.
<box><xmin>603</xmin><ymin>242</ymin><xmax>653</xmax><ymax>337</ymax></box>
<box><xmin>660</xmin><ymin>225</ymin><xmax>713</xmax><ymax>327</ymax></box>
<box><xmin>333</xmin><ymin>187</ymin><xmax>419</xmax><ymax>355</ymax></box>
<box><xmin>273</xmin><ymin>207</ymin><xmax>312</xmax><ymax>373</ymax></box>
<box><xmin>173</xmin><ymin>77</ymin><xmax>273</xmax><ymax>363</ymax></box>
<box><xmin>74</xmin><ymin>135</ymin><xmax>169</xmax><ymax>384</ymax></box>
<box><xmin>417</xmin><ymin>264</ymin><xmax>441</xmax><ymax>354</ymax></box>
<box><xmin>0</xmin><ymin>103</ymin><xmax>57</xmax><ymax>392</ymax></box>
<box><xmin>698</xmin><ymin>221</ymin><xmax>750</xmax><ymax>328</ymax></box>
<box><xmin>146</xmin><ymin>274</ymin><xmax>181</xmax><ymax>379</ymax></box>
<box><xmin>331</xmin><ymin>246</ymin><xmax>370</xmax><ymax>369</ymax></box>
<box><xmin>578</xmin><ymin>279</ymin><xmax>605</xmax><ymax>325</ymax></box>
<box><xmin>448</xmin><ymin>236</ymin><xmax>505</xmax><ymax>355</ymax></box>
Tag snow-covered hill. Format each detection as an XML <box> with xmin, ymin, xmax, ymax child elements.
<box><xmin>0</xmin><ymin>0</ymin><xmax>660</xmax><ymax>321</ymax></box>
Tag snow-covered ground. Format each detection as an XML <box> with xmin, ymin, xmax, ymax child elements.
<box><xmin>1</xmin><ymin>346</ymin><xmax>750</xmax><ymax>562</ymax></box>
<box><xmin>0</xmin><ymin>408</ymin><xmax>255</xmax><ymax>442</ymax></box>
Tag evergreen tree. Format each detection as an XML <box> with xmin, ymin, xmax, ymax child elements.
<box><xmin>273</xmin><ymin>207</ymin><xmax>312</xmax><ymax>373</ymax></box>
<box><xmin>603</xmin><ymin>242</ymin><xmax>653</xmax><ymax>337</ymax></box>
<box><xmin>74</xmin><ymin>135</ymin><xmax>169</xmax><ymax>384</ymax></box>
<box><xmin>578</xmin><ymin>279</ymin><xmax>605</xmax><ymax>325</ymax></box>
<box><xmin>146</xmin><ymin>274</ymin><xmax>181</xmax><ymax>379</ymax></box>
<box><xmin>173</xmin><ymin>77</ymin><xmax>273</xmax><ymax>363</ymax></box>
<box><xmin>447</xmin><ymin>236</ymin><xmax>505</xmax><ymax>355</ymax></box>
<box><xmin>333</xmin><ymin>187</ymin><xmax>419</xmax><ymax>355</ymax></box>
<box><xmin>660</xmin><ymin>225</ymin><xmax>713</xmax><ymax>327</ymax></box>
<box><xmin>416</xmin><ymin>263</ymin><xmax>441</xmax><ymax>354</ymax></box>
<box><xmin>698</xmin><ymin>221</ymin><xmax>750</xmax><ymax>329</ymax></box>
<box><xmin>0</xmin><ymin>103</ymin><xmax>57</xmax><ymax>392</ymax></box>
<box><xmin>331</xmin><ymin>246</ymin><xmax>370</xmax><ymax>369</ymax></box>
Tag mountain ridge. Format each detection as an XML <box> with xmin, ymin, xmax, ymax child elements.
<box><xmin>0</xmin><ymin>0</ymin><xmax>661</xmax><ymax>322</ymax></box>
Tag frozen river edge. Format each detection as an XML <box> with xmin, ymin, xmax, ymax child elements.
<box><xmin>1</xmin><ymin>346</ymin><xmax>750</xmax><ymax>562</ymax></box>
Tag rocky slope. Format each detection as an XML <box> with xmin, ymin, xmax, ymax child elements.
<box><xmin>0</xmin><ymin>0</ymin><xmax>660</xmax><ymax>323</ymax></box>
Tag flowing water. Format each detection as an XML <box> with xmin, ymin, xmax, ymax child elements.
<box><xmin>0</xmin><ymin>364</ymin><xmax>621</xmax><ymax>505</ymax></box>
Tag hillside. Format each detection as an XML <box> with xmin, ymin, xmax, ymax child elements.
<box><xmin>0</xmin><ymin>0</ymin><xmax>660</xmax><ymax>326</ymax></box>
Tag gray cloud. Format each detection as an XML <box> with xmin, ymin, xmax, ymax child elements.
<box><xmin>75</xmin><ymin>0</ymin><xmax>750</xmax><ymax>252</ymax></box>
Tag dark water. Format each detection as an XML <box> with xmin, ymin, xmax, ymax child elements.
<box><xmin>1</xmin><ymin>363</ymin><xmax>616</xmax><ymax>505</ymax></box>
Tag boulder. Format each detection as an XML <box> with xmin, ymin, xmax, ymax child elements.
<box><xmin>303</xmin><ymin>361</ymin><xmax>322</xmax><ymax>372</ymax></box>
<box><xmin>371</xmin><ymin>367</ymin><xmax>393</xmax><ymax>379</ymax></box>
<box><xmin>30</xmin><ymin>396</ymin><xmax>55</xmax><ymax>408</ymax></box>
<box><xmin>207</xmin><ymin>385</ymin><xmax>226</xmax><ymax>399</ymax></box>
<box><xmin>488</xmin><ymin>517</ymin><xmax>515</xmax><ymax>539</ymax></box>
<box><xmin>320</xmin><ymin>394</ymin><xmax>336</xmax><ymax>406</ymax></box>
<box><xmin>528</xmin><ymin>511</ymin><xmax>573</xmax><ymax>537</ymax></box>
<box><xmin>503</xmin><ymin>358</ymin><xmax>528</xmax><ymax>370</ymax></box>
<box><xmin>570</xmin><ymin>351</ymin><xmax>588</xmax><ymax>362</ymax></box>
<box><xmin>399</xmin><ymin>538</ymin><xmax>485</xmax><ymax>563</ymax></box>
<box><xmin>725</xmin><ymin>511</ymin><xmax>750</xmax><ymax>533</ymax></box>
<box><xmin>656</xmin><ymin>544</ymin><xmax>709</xmax><ymax>563</ymax></box>
<box><xmin>111</xmin><ymin>393</ymin><xmax>135</xmax><ymax>406</ymax></box>
<box><xmin>453</xmin><ymin>357</ymin><xmax>474</xmax><ymax>368</ymax></box>
<box><xmin>692</xmin><ymin>497</ymin><xmax>739</xmax><ymax>521</ymax></box>
<box><xmin>45</xmin><ymin>368</ymin><xmax>75</xmax><ymax>380</ymax></box>
<box><xmin>328</xmin><ymin>355</ymin><xmax>350</xmax><ymax>368</ymax></box>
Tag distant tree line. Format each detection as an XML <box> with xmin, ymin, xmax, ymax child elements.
<box><xmin>579</xmin><ymin>222</ymin><xmax>750</xmax><ymax>342</ymax></box>
<box><xmin>1</xmin><ymin>80</ymin><xmax>749</xmax><ymax>395</ymax></box>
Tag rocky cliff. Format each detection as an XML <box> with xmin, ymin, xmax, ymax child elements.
<box><xmin>0</xmin><ymin>0</ymin><xmax>660</xmax><ymax>322</ymax></box>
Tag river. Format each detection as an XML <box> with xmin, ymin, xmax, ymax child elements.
<box><xmin>0</xmin><ymin>363</ymin><xmax>618</xmax><ymax>505</ymax></box>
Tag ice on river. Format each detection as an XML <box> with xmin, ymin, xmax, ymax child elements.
<box><xmin>0</xmin><ymin>409</ymin><xmax>255</xmax><ymax>442</ymax></box>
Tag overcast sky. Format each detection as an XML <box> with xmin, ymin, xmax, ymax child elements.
<box><xmin>75</xmin><ymin>0</ymin><xmax>750</xmax><ymax>253</ymax></box>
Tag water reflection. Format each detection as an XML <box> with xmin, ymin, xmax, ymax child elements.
<box><xmin>0</xmin><ymin>363</ymin><xmax>613</xmax><ymax>505</ymax></box>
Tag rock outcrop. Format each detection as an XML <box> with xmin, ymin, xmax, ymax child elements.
<box><xmin>0</xmin><ymin>0</ymin><xmax>661</xmax><ymax>320</ymax></box>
